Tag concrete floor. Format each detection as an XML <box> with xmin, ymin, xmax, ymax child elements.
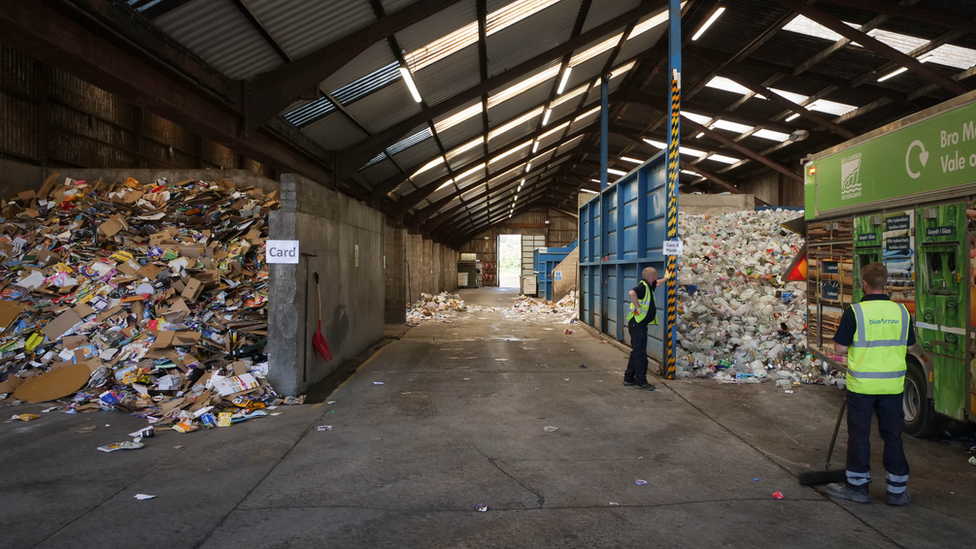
<box><xmin>2</xmin><ymin>287</ymin><xmax>975</xmax><ymax>548</ymax></box>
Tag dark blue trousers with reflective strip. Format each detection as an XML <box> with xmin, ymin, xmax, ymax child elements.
<box><xmin>846</xmin><ymin>391</ymin><xmax>910</xmax><ymax>494</ymax></box>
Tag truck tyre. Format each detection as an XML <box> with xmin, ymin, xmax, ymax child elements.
<box><xmin>903</xmin><ymin>358</ymin><xmax>943</xmax><ymax>438</ymax></box>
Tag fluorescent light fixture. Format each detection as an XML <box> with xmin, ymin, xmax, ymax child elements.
<box><xmin>399</xmin><ymin>67</ymin><xmax>423</xmax><ymax>102</ymax></box>
<box><xmin>785</xmin><ymin>113</ymin><xmax>801</xmax><ymax>122</ymax></box>
<box><xmin>692</xmin><ymin>7</ymin><xmax>726</xmax><ymax>41</ymax></box>
<box><xmin>620</xmin><ymin>157</ymin><xmax>642</xmax><ymax>164</ymax></box>
<box><xmin>526</xmin><ymin>163</ymin><xmax>533</xmax><ymax>172</ymax></box>
<box><xmin>695</xmin><ymin>132</ymin><xmax>705</xmax><ymax>138</ymax></box>
<box><xmin>877</xmin><ymin>66</ymin><xmax>908</xmax><ymax>82</ymax></box>
<box><xmin>580</xmin><ymin>188</ymin><xmax>598</xmax><ymax>194</ymax></box>
<box><xmin>607</xmin><ymin>168</ymin><xmax>627</xmax><ymax>176</ymax></box>
<box><xmin>542</xmin><ymin>108</ymin><xmax>552</xmax><ymax>125</ymax></box>
<box><xmin>590</xmin><ymin>178</ymin><xmax>602</xmax><ymax>183</ymax></box>
<box><xmin>514</xmin><ymin>195</ymin><xmax>518</xmax><ymax>200</ymax></box>
<box><xmin>557</xmin><ymin>67</ymin><xmax>572</xmax><ymax>94</ymax></box>
<box><xmin>532</xmin><ymin>140</ymin><xmax>540</xmax><ymax>153</ymax></box>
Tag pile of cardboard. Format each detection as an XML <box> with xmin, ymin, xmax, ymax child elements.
<box><xmin>505</xmin><ymin>291</ymin><xmax>578</xmax><ymax>323</ymax></box>
<box><xmin>0</xmin><ymin>174</ymin><xmax>283</xmax><ymax>432</ymax></box>
<box><xmin>406</xmin><ymin>292</ymin><xmax>501</xmax><ymax>324</ymax></box>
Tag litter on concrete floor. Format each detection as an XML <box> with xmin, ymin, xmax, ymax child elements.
<box><xmin>673</xmin><ymin>209</ymin><xmax>836</xmax><ymax>385</ymax></box>
<box><xmin>0</xmin><ymin>174</ymin><xmax>286</xmax><ymax>437</ymax></box>
<box><xmin>406</xmin><ymin>291</ymin><xmax>578</xmax><ymax>325</ymax></box>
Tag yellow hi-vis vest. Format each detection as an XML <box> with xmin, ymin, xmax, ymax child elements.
<box><xmin>626</xmin><ymin>280</ymin><xmax>658</xmax><ymax>325</ymax></box>
<box><xmin>847</xmin><ymin>300</ymin><xmax>910</xmax><ymax>395</ymax></box>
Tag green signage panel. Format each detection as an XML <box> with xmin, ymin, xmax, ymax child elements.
<box><xmin>807</xmin><ymin>99</ymin><xmax>976</xmax><ymax>218</ymax></box>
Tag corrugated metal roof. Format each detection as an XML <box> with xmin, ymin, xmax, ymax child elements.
<box><xmin>392</xmin><ymin>137</ymin><xmax>442</xmax><ymax>173</ymax></box>
<box><xmin>447</xmin><ymin>142</ymin><xmax>485</xmax><ymax>171</ymax></box>
<box><xmin>395</xmin><ymin>1</ymin><xmax>478</xmax><ymax>59</ymax></box>
<box><xmin>581</xmin><ymin>0</ymin><xmax>641</xmax><ymax>33</ymax></box>
<box><xmin>345</xmin><ymin>79</ymin><xmax>424</xmax><ymax>134</ymax></box>
<box><xmin>301</xmin><ymin>111</ymin><xmax>369</xmax><ymax>150</ymax></box>
<box><xmin>486</xmin><ymin>0</ymin><xmax>581</xmax><ymax>77</ymax></box>
<box><xmin>360</xmin><ymin>158</ymin><xmax>402</xmax><ymax>185</ymax></box>
<box><xmin>437</xmin><ymin>114</ymin><xmax>485</xmax><ymax>151</ymax></box>
<box><xmin>616</xmin><ymin>20</ymin><xmax>667</xmax><ymax>62</ymax></box>
<box><xmin>153</xmin><ymin>0</ymin><xmax>282</xmax><ymax>79</ymax></box>
<box><xmin>413</xmin><ymin>45</ymin><xmax>482</xmax><ymax>106</ymax></box>
<box><xmin>318</xmin><ymin>42</ymin><xmax>398</xmax><ymax>100</ymax></box>
<box><xmin>248</xmin><ymin>0</ymin><xmax>377</xmax><ymax>59</ymax></box>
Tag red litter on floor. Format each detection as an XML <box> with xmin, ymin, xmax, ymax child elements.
<box><xmin>565</xmin><ymin>329</ymin><xmax>574</xmax><ymax>334</ymax></box>
<box><xmin>772</xmin><ymin>491</ymin><xmax>785</xmax><ymax>500</ymax></box>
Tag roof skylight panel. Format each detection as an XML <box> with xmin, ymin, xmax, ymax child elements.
<box><xmin>413</xmin><ymin>156</ymin><xmax>446</xmax><ymax>177</ymax></box>
<box><xmin>753</xmin><ymin>129</ymin><xmax>791</xmax><ymax>142</ymax></box>
<box><xmin>388</xmin><ymin>127</ymin><xmax>433</xmax><ymax>155</ymax></box>
<box><xmin>783</xmin><ymin>15</ymin><xmax>843</xmax><ymax>41</ymax></box>
<box><xmin>681</xmin><ymin>112</ymin><xmax>712</xmax><ymax>125</ymax></box>
<box><xmin>362</xmin><ymin>152</ymin><xmax>388</xmax><ymax>169</ymax></box>
<box><xmin>572</xmin><ymin>106</ymin><xmax>601</xmax><ymax>124</ymax></box>
<box><xmin>711</xmin><ymin>119</ymin><xmax>754</xmax><ymax>133</ymax></box>
<box><xmin>609</xmin><ymin>61</ymin><xmax>636</xmax><ymax>79</ymax></box>
<box><xmin>284</xmin><ymin>97</ymin><xmax>335</xmax><ymax>126</ymax></box>
<box><xmin>705</xmin><ymin>76</ymin><xmax>754</xmax><ymax>96</ymax></box>
<box><xmin>627</xmin><ymin>9</ymin><xmax>671</xmax><ymax>40</ymax></box>
<box><xmin>489</xmin><ymin>141</ymin><xmax>533</xmax><ymax>166</ymax></box>
<box><xmin>569</xmin><ymin>33</ymin><xmax>623</xmax><ymax>67</ymax></box>
<box><xmin>487</xmin><ymin>66</ymin><xmax>560</xmax><ymax>108</ymax></box>
<box><xmin>446</xmin><ymin>137</ymin><xmax>485</xmax><ymax>161</ymax></box>
<box><xmin>866</xmin><ymin>27</ymin><xmax>928</xmax><ymax>55</ymax></box>
<box><xmin>486</xmin><ymin>0</ymin><xmax>564</xmax><ymax>34</ymax></box>
<box><xmin>404</xmin><ymin>21</ymin><xmax>480</xmax><ymax>72</ymax></box>
<box><xmin>768</xmin><ymin>88</ymin><xmax>808</xmax><ymax>104</ymax></box>
<box><xmin>538</xmin><ymin>121</ymin><xmax>570</xmax><ymax>141</ymax></box>
<box><xmin>806</xmin><ymin>98</ymin><xmax>856</xmax><ymax>116</ymax></box>
<box><xmin>784</xmin><ymin>15</ymin><xmax>931</xmax><ymax>56</ymax></box>
<box><xmin>331</xmin><ymin>62</ymin><xmax>401</xmax><ymax>105</ymax></box>
<box><xmin>706</xmin><ymin>154</ymin><xmax>740</xmax><ymax>164</ymax></box>
<box><xmin>434</xmin><ymin>103</ymin><xmax>485</xmax><ymax>133</ymax></box>
<box><xmin>455</xmin><ymin>163</ymin><xmax>487</xmax><ymax>183</ymax></box>
<box><xmin>488</xmin><ymin>107</ymin><xmax>545</xmax><ymax>141</ymax></box>
<box><xmin>550</xmin><ymin>84</ymin><xmax>589</xmax><ymax>108</ymax></box>
<box><xmin>926</xmin><ymin>44</ymin><xmax>976</xmax><ymax>70</ymax></box>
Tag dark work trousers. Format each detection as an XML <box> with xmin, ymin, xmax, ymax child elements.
<box><xmin>845</xmin><ymin>391</ymin><xmax>910</xmax><ymax>494</ymax></box>
<box><xmin>625</xmin><ymin>318</ymin><xmax>649</xmax><ymax>384</ymax></box>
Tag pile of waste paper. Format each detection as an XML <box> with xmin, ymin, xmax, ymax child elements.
<box><xmin>406</xmin><ymin>292</ymin><xmax>500</xmax><ymax>324</ymax></box>
<box><xmin>0</xmin><ymin>174</ymin><xmax>286</xmax><ymax>434</ymax></box>
<box><xmin>673</xmin><ymin>209</ymin><xmax>832</xmax><ymax>385</ymax></box>
<box><xmin>505</xmin><ymin>291</ymin><xmax>579</xmax><ymax>323</ymax></box>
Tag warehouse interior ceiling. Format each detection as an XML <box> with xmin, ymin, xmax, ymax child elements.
<box><xmin>5</xmin><ymin>0</ymin><xmax>976</xmax><ymax>246</ymax></box>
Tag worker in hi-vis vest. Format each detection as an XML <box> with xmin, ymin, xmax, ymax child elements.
<box><xmin>624</xmin><ymin>267</ymin><xmax>672</xmax><ymax>391</ymax></box>
<box><xmin>828</xmin><ymin>262</ymin><xmax>923</xmax><ymax>506</ymax></box>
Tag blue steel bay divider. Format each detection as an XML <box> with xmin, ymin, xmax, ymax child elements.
<box><xmin>534</xmin><ymin>240</ymin><xmax>578</xmax><ymax>302</ymax></box>
<box><xmin>579</xmin><ymin>151</ymin><xmax>669</xmax><ymax>363</ymax></box>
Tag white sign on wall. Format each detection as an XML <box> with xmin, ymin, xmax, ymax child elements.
<box><xmin>554</xmin><ymin>271</ymin><xmax>562</xmax><ymax>281</ymax></box>
<box><xmin>266</xmin><ymin>240</ymin><xmax>300</xmax><ymax>264</ymax></box>
<box><xmin>663</xmin><ymin>240</ymin><xmax>683</xmax><ymax>256</ymax></box>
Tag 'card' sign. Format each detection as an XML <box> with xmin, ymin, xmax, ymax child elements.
<box><xmin>266</xmin><ymin>240</ymin><xmax>300</xmax><ymax>264</ymax></box>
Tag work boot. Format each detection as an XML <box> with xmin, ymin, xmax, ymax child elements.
<box><xmin>623</xmin><ymin>380</ymin><xmax>635</xmax><ymax>386</ymax></box>
<box><xmin>634</xmin><ymin>382</ymin><xmax>655</xmax><ymax>391</ymax></box>
<box><xmin>826</xmin><ymin>482</ymin><xmax>871</xmax><ymax>504</ymax></box>
<box><xmin>886</xmin><ymin>490</ymin><xmax>911</xmax><ymax>506</ymax></box>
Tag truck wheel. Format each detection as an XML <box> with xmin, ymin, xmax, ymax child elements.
<box><xmin>903</xmin><ymin>358</ymin><xmax>944</xmax><ymax>438</ymax></box>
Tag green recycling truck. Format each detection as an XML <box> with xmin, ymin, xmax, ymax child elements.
<box><xmin>803</xmin><ymin>91</ymin><xmax>976</xmax><ymax>437</ymax></box>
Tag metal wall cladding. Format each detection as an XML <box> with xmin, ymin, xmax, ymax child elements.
<box><xmin>248</xmin><ymin>0</ymin><xmax>377</xmax><ymax>60</ymax></box>
<box><xmin>301</xmin><ymin>111</ymin><xmax>369</xmax><ymax>151</ymax></box>
<box><xmin>319</xmin><ymin>42</ymin><xmax>398</xmax><ymax>100</ymax></box>
<box><xmin>579</xmin><ymin>150</ymin><xmax>669</xmax><ymax>360</ymax></box>
<box><xmin>486</xmin><ymin>0</ymin><xmax>582</xmax><ymax>77</ymax></box>
<box><xmin>345</xmin><ymin>80</ymin><xmax>424</xmax><ymax>135</ymax></box>
<box><xmin>413</xmin><ymin>45</ymin><xmax>482</xmax><ymax>107</ymax></box>
<box><xmin>395</xmin><ymin>1</ymin><xmax>478</xmax><ymax>57</ymax></box>
<box><xmin>581</xmin><ymin>0</ymin><xmax>640</xmax><ymax>33</ymax></box>
<box><xmin>153</xmin><ymin>0</ymin><xmax>282</xmax><ymax>80</ymax></box>
<box><xmin>0</xmin><ymin>45</ymin><xmax>38</xmax><ymax>159</ymax></box>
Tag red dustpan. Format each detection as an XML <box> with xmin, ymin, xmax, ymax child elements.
<box><xmin>313</xmin><ymin>273</ymin><xmax>333</xmax><ymax>361</ymax></box>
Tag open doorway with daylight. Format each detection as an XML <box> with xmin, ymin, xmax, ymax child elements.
<box><xmin>498</xmin><ymin>234</ymin><xmax>521</xmax><ymax>288</ymax></box>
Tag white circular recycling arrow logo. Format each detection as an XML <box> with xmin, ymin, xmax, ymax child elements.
<box><xmin>905</xmin><ymin>140</ymin><xmax>928</xmax><ymax>179</ymax></box>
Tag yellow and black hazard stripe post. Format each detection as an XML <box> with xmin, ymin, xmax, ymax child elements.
<box><xmin>664</xmin><ymin>0</ymin><xmax>681</xmax><ymax>380</ymax></box>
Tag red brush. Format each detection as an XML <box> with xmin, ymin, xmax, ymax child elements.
<box><xmin>313</xmin><ymin>273</ymin><xmax>332</xmax><ymax>361</ymax></box>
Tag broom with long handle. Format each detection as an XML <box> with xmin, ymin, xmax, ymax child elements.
<box><xmin>799</xmin><ymin>392</ymin><xmax>848</xmax><ymax>485</ymax></box>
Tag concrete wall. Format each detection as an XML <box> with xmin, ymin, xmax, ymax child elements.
<box><xmin>740</xmin><ymin>169</ymin><xmax>804</xmax><ymax>208</ymax></box>
<box><xmin>268</xmin><ymin>174</ymin><xmax>386</xmax><ymax>396</ymax></box>
<box><xmin>383</xmin><ymin>219</ymin><xmax>407</xmax><ymax>324</ymax></box>
<box><xmin>680</xmin><ymin>193</ymin><xmax>756</xmax><ymax>215</ymax></box>
<box><xmin>0</xmin><ymin>158</ymin><xmax>43</xmax><ymax>197</ymax></box>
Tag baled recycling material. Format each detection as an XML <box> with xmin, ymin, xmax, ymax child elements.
<box><xmin>0</xmin><ymin>174</ymin><xmax>284</xmax><ymax>432</ymax></box>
